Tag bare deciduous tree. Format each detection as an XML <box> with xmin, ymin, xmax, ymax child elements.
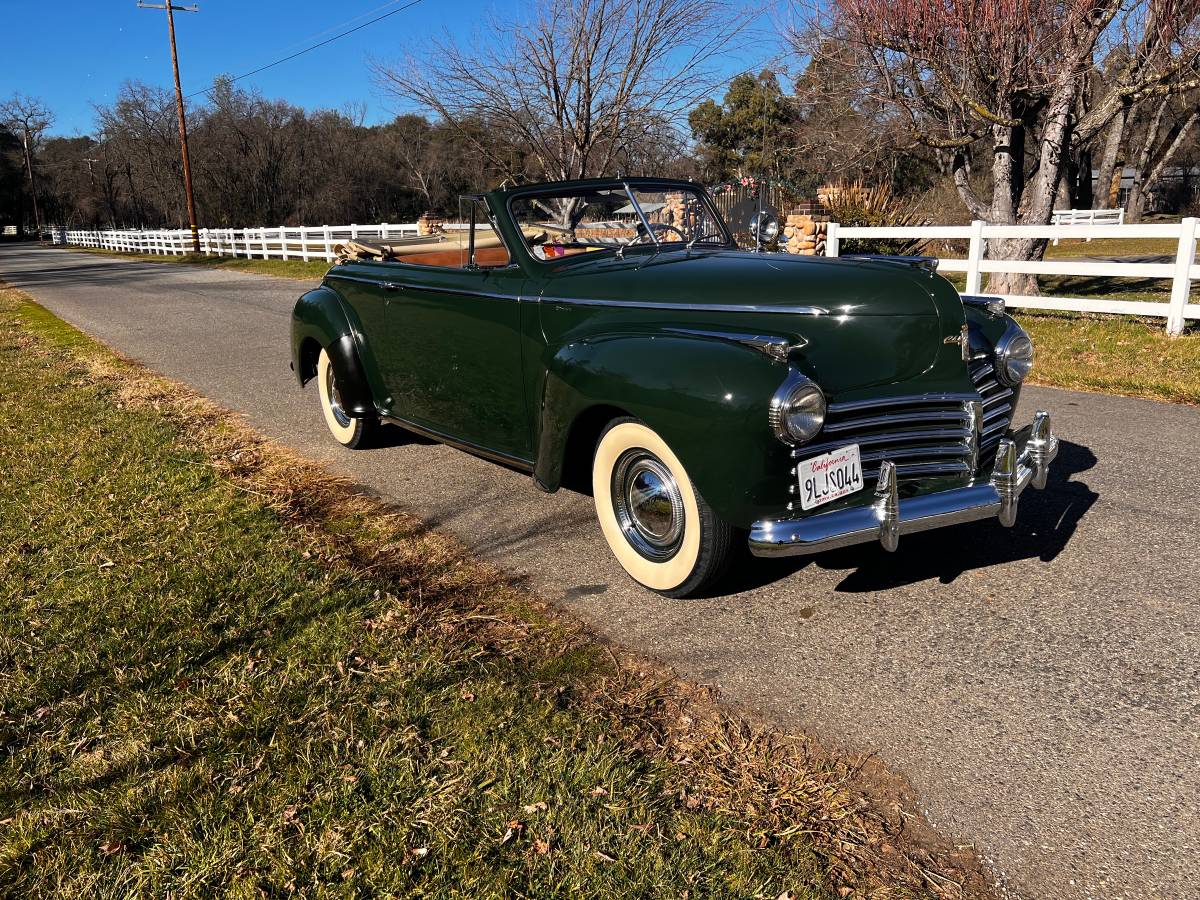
<box><xmin>373</xmin><ymin>0</ymin><xmax>747</xmax><ymax>186</ymax></box>
<box><xmin>793</xmin><ymin>0</ymin><xmax>1200</xmax><ymax>293</ymax></box>
<box><xmin>1</xmin><ymin>93</ymin><xmax>53</xmax><ymax>233</ymax></box>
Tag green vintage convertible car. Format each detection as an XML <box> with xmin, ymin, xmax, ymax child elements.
<box><xmin>290</xmin><ymin>177</ymin><xmax>1058</xmax><ymax>596</ymax></box>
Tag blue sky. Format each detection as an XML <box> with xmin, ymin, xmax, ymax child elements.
<box><xmin>3</xmin><ymin>0</ymin><xmax>780</xmax><ymax>137</ymax></box>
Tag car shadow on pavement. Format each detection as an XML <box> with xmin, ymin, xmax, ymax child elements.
<box><xmin>720</xmin><ymin>439</ymin><xmax>1098</xmax><ymax>596</ymax></box>
<box><xmin>372</xmin><ymin>421</ymin><xmax>437</xmax><ymax>449</ymax></box>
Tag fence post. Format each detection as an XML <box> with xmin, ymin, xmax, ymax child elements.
<box><xmin>825</xmin><ymin>222</ymin><xmax>840</xmax><ymax>257</ymax></box>
<box><xmin>280</xmin><ymin>226</ymin><xmax>289</xmax><ymax>261</ymax></box>
<box><xmin>965</xmin><ymin>220</ymin><xmax>985</xmax><ymax>294</ymax></box>
<box><xmin>301</xmin><ymin>226</ymin><xmax>310</xmax><ymax>262</ymax></box>
<box><xmin>1167</xmin><ymin>216</ymin><xmax>1197</xmax><ymax>336</ymax></box>
<box><xmin>323</xmin><ymin>225</ymin><xmax>333</xmax><ymax>261</ymax></box>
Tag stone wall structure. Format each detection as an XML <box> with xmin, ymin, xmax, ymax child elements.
<box><xmin>783</xmin><ymin>213</ymin><xmax>829</xmax><ymax>255</ymax></box>
<box><xmin>416</xmin><ymin>213</ymin><xmax>445</xmax><ymax>236</ymax></box>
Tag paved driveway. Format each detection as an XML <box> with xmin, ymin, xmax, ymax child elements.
<box><xmin>3</xmin><ymin>244</ymin><xmax>1198</xmax><ymax>899</ymax></box>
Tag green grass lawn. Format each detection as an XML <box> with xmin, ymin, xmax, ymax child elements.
<box><xmin>1043</xmin><ymin>237</ymin><xmax>1180</xmax><ymax>259</ymax></box>
<box><xmin>1017</xmin><ymin>311</ymin><xmax>1200</xmax><ymax>404</ymax></box>
<box><xmin>58</xmin><ymin>245</ymin><xmax>331</xmax><ymax>280</ymax></box>
<box><xmin>0</xmin><ymin>288</ymin><xmax>966</xmax><ymax>897</ymax></box>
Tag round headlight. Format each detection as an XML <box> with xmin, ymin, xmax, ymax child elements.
<box><xmin>996</xmin><ymin>324</ymin><xmax>1034</xmax><ymax>386</ymax></box>
<box><xmin>770</xmin><ymin>373</ymin><xmax>826</xmax><ymax>444</ymax></box>
<box><xmin>749</xmin><ymin>211</ymin><xmax>780</xmax><ymax>243</ymax></box>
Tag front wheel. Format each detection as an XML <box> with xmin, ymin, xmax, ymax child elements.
<box><xmin>592</xmin><ymin>418</ymin><xmax>733</xmax><ymax>597</ymax></box>
<box><xmin>316</xmin><ymin>348</ymin><xmax>378</xmax><ymax>448</ymax></box>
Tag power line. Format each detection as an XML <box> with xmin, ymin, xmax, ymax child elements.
<box><xmin>253</xmin><ymin>0</ymin><xmax>410</xmax><ymax>64</ymax></box>
<box><xmin>184</xmin><ymin>0</ymin><xmax>428</xmax><ymax>101</ymax></box>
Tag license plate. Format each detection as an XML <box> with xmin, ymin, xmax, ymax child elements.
<box><xmin>797</xmin><ymin>444</ymin><xmax>864</xmax><ymax>511</ymax></box>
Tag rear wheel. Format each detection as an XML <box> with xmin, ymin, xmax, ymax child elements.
<box><xmin>592</xmin><ymin>418</ymin><xmax>733</xmax><ymax>597</ymax></box>
<box><xmin>316</xmin><ymin>348</ymin><xmax>377</xmax><ymax>448</ymax></box>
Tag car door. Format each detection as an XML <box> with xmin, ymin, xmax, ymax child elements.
<box><xmin>385</xmin><ymin>264</ymin><xmax>532</xmax><ymax>461</ymax></box>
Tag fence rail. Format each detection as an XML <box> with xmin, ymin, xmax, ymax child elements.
<box><xmin>827</xmin><ymin>218</ymin><xmax>1199</xmax><ymax>335</ymax></box>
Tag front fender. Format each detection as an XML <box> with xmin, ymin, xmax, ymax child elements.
<box><xmin>535</xmin><ymin>333</ymin><xmax>796</xmax><ymax>528</ymax></box>
<box><xmin>290</xmin><ymin>286</ymin><xmax>377</xmax><ymax>418</ymax></box>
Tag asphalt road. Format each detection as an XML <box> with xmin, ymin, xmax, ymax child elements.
<box><xmin>4</xmin><ymin>244</ymin><xmax>1198</xmax><ymax>899</ymax></box>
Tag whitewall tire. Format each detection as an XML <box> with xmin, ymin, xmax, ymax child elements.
<box><xmin>592</xmin><ymin>418</ymin><xmax>733</xmax><ymax>597</ymax></box>
<box><xmin>317</xmin><ymin>348</ymin><xmax>377</xmax><ymax>448</ymax></box>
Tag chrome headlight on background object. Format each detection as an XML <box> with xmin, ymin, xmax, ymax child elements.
<box><xmin>995</xmin><ymin>322</ymin><xmax>1034</xmax><ymax>386</ymax></box>
<box><xmin>749</xmin><ymin>211</ymin><xmax>780</xmax><ymax>244</ymax></box>
<box><xmin>770</xmin><ymin>372</ymin><xmax>826</xmax><ymax>444</ymax></box>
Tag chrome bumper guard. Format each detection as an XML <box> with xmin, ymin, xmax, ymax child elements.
<box><xmin>749</xmin><ymin>410</ymin><xmax>1059</xmax><ymax>558</ymax></box>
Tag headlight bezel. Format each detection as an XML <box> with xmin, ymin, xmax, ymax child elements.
<box><xmin>769</xmin><ymin>371</ymin><xmax>826</xmax><ymax>445</ymax></box>
<box><xmin>995</xmin><ymin>321</ymin><xmax>1034</xmax><ymax>386</ymax></box>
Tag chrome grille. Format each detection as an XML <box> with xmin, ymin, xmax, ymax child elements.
<box><xmin>969</xmin><ymin>356</ymin><xmax>1015</xmax><ymax>457</ymax></box>
<box><xmin>793</xmin><ymin>392</ymin><xmax>980</xmax><ymax>483</ymax></box>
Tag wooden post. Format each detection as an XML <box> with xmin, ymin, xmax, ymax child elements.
<box><xmin>826</xmin><ymin>222</ymin><xmax>840</xmax><ymax>258</ymax></box>
<box><xmin>280</xmin><ymin>226</ymin><xmax>289</xmax><ymax>260</ymax></box>
<box><xmin>1167</xmin><ymin>217</ymin><xmax>1197</xmax><ymax>336</ymax></box>
<box><xmin>965</xmin><ymin>220</ymin><xmax>985</xmax><ymax>295</ymax></box>
<box><xmin>323</xmin><ymin>225</ymin><xmax>333</xmax><ymax>261</ymax></box>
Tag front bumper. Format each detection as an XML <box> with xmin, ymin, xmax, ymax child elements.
<box><xmin>748</xmin><ymin>410</ymin><xmax>1059</xmax><ymax>558</ymax></box>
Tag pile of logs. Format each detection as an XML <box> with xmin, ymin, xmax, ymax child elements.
<box><xmin>783</xmin><ymin>213</ymin><xmax>829</xmax><ymax>256</ymax></box>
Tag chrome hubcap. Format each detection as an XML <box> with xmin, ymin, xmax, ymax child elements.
<box><xmin>612</xmin><ymin>450</ymin><xmax>684</xmax><ymax>561</ymax></box>
<box><xmin>324</xmin><ymin>362</ymin><xmax>352</xmax><ymax>427</ymax></box>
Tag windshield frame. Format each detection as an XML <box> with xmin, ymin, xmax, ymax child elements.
<box><xmin>501</xmin><ymin>179</ymin><xmax>736</xmax><ymax>266</ymax></box>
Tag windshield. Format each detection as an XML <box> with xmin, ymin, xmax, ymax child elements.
<box><xmin>508</xmin><ymin>183</ymin><xmax>732</xmax><ymax>261</ymax></box>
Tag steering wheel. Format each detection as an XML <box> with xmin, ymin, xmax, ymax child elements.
<box><xmin>624</xmin><ymin>222</ymin><xmax>688</xmax><ymax>245</ymax></box>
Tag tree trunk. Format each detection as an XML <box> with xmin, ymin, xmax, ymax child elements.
<box><xmin>980</xmin><ymin>85</ymin><xmax>1074</xmax><ymax>295</ymax></box>
<box><xmin>1093</xmin><ymin>106</ymin><xmax>1127</xmax><ymax>210</ymax></box>
<box><xmin>1075</xmin><ymin>148</ymin><xmax>1093</xmax><ymax>208</ymax></box>
<box><xmin>1125</xmin><ymin>98</ymin><xmax>1169</xmax><ymax>222</ymax></box>
<box><xmin>985</xmin><ymin>237</ymin><xmax>1040</xmax><ymax>295</ymax></box>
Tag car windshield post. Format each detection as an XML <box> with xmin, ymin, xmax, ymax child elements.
<box><xmin>459</xmin><ymin>193</ymin><xmax>487</xmax><ymax>270</ymax></box>
<box><xmin>620</xmin><ymin>181</ymin><xmax>660</xmax><ymax>248</ymax></box>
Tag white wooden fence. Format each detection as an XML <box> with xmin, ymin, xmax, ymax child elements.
<box><xmin>53</xmin><ymin>223</ymin><xmax>437</xmax><ymax>262</ymax></box>
<box><xmin>827</xmin><ymin>218</ymin><xmax>1199</xmax><ymax>335</ymax></box>
<box><xmin>1050</xmin><ymin>209</ymin><xmax>1125</xmax><ymax>245</ymax></box>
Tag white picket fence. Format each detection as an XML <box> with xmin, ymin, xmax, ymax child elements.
<box><xmin>54</xmin><ymin>223</ymin><xmax>438</xmax><ymax>262</ymax></box>
<box><xmin>827</xmin><ymin>218</ymin><xmax>1199</xmax><ymax>335</ymax></box>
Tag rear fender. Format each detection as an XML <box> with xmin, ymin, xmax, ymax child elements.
<box><xmin>290</xmin><ymin>286</ymin><xmax>377</xmax><ymax>418</ymax></box>
<box><xmin>534</xmin><ymin>333</ymin><xmax>796</xmax><ymax>528</ymax></box>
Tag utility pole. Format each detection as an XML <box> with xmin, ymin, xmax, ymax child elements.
<box><xmin>19</xmin><ymin>127</ymin><xmax>43</xmax><ymax>237</ymax></box>
<box><xmin>137</xmin><ymin>0</ymin><xmax>201</xmax><ymax>253</ymax></box>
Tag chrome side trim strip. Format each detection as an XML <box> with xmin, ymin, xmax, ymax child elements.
<box><xmin>327</xmin><ymin>272</ymin><xmax>521</xmax><ymax>301</ymax></box>
<box><xmin>541</xmin><ymin>295</ymin><xmax>830</xmax><ymax>316</ymax></box>
<box><xmin>381</xmin><ymin>414</ymin><xmax>535</xmax><ymax>472</ymax></box>
<box><xmin>325</xmin><ymin>272</ymin><xmax>384</xmax><ymax>287</ymax></box>
<box><xmin>326</xmin><ymin>275</ymin><xmax>830</xmax><ymax>315</ymax></box>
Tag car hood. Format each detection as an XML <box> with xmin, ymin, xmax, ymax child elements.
<box><xmin>538</xmin><ymin>249</ymin><xmax>943</xmax><ymax>318</ymax></box>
